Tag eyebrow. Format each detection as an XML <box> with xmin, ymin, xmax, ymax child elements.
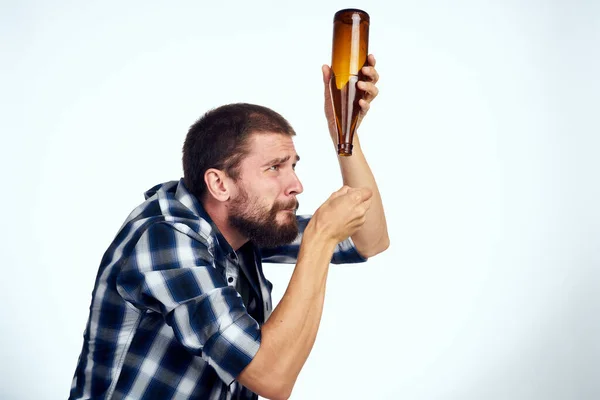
<box><xmin>262</xmin><ymin>154</ymin><xmax>300</xmax><ymax>167</ymax></box>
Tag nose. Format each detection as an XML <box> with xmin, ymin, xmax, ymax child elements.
<box><xmin>285</xmin><ymin>170</ymin><xmax>304</xmax><ymax>196</ymax></box>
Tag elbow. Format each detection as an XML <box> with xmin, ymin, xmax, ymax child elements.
<box><xmin>236</xmin><ymin>327</ymin><xmax>300</xmax><ymax>399</ymax></box>
<box><xmin>267</xmin><ymin>372</ymin><xmax>296</xmax><ymax>400</ymax></box>
<box><xmin>359</xmin><ymin>236</ymin><xmax>390</xmax><ymax>259</ymax></box>
<box><xmin>381</xmin><ymin>236</ymin><xmax>391</xmax><ymax>253</ymax></box>
<box><xmin>239</xmin><ymin>368</ymin><xmax>295</xmax><ymax>400</ymax></box>
<box><xmin>270</xmin><ymin>390</ymin><xmax>292</xmax><ymax>400</ymax></box>
<box><xmin>259</xmin><ymin>379</ymin><xmax>293</xmax><ymax>400</ymax></box>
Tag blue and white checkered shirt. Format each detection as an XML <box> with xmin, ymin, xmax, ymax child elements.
<box><xmin>69</xmin><ymin>179</ymin><xmax>366</xmax><ymax>400</ymax></box>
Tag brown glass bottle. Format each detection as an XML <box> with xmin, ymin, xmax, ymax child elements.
<box><xmin>330</xmin><ymin>8</ymin><xmax>370</xmax><ymax>156</ymax></box>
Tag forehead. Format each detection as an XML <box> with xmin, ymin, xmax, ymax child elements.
<box><xmin>244</xmin><ymin>132</ymin><xmax>298</xmax><ymax>162</ymax></box>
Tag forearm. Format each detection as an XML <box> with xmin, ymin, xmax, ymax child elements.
<box><xmin>237</xmin><ymin>226</ymin><xmax>335</xmax><ymax>399</ymax></box>
<box><xmin>335</xmin><ymin>136</ymin><xmax>389</xmax><ymax>257</ymax></box>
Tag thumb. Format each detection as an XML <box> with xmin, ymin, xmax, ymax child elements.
<box><xmin>322</xmin><ymin>64</ymin><xmax>331</xmax><ymax>85</ymax></box>
<box><xmin>346</xmin><ymin>187</ymin><xmax>373</xmax><ymax>203</ymax></box>
<box><xmin>329</xmin><ymin>185</ymin><xmax>351</xmax><ymax>200</ymax></box>
<box><xmin>357</xmin><ymin>187</ymin><xmax>373</xmax><ymax>202</ymax></box>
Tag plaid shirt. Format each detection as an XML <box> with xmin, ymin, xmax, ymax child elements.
<box><xmin>69</xmin><ymin>179</ymin><xmax>366</xmax><ymax>400</ymax></box>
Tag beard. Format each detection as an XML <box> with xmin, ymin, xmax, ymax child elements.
<box><xmin>229</xmin><ymin>186</ymin><xmax>299</xmax><ymax>248</ymax></box>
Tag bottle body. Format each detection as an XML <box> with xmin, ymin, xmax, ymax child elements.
<box><xmin>330</xmin><ymin>9</ymin><xmax>370</xmax><ymax>156</ymax></box>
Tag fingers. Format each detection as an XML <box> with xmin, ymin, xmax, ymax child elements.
<box><xmin>361</xmin><ymin>65</ymin><xmax>379</xmax><ymax>84</ymax></box>
<box><xmin>357</xmin><ymin>80</ymin><xmax>379</xmax><ymax>99</ymax></box>
<box><xmin>359</xmin><ymin>57</ymin><xmax>379</xmax><ymax>106</ymax></box>
<box><xmin>315</xmin><ymin>186</ymin><xmax>372</xmax><ymax>242</ymax></box>
<box><xmin>351</xmin><ymin>195</ymin><xmax>372</xmax><ymax>230</ymax></box>
<box><xmin>358</xmin><ymin>98</ymin><xmax>370</xmax><ymax>114</ymax></box>
<box><xmin>357</xmin><ymin>78</ymin><xmax>378</xmax><ymax>116</ymax></box>
<box><xmin>329</xmin><ymin>186</ymin><xmax>371</xmax><ymax>205</ymax></box>
<box><xmin>361</xmin><ymin>66</ymin><xmax>379</xmax><ymax>83</ymax></box>
<box><xmin>358</xmin><ymin>197</ymin><xmax>372</xmax><ymax>216</ymax></box>
<box><xmin>367</xmin><ymin>54</ymin><xmax>377</xmax><ymax>67</ymax></box>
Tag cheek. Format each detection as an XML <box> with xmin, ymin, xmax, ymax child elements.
<box><xmin>259</xmin><ymin>177</ymin><xmax>284</xmax><ymax>198</ymax></box>
<box><xmin>245</xmin><ymin>174</ymin><xmax>285</xmax><ymax>207</ymax></box>
<box><xmin>244</xmin><ymin>185</ymin><xmax>275</xmax><ymax>211</ymax></box>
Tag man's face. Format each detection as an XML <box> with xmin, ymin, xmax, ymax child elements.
<box><xmin>229</xmin><ymin>132</ymin><xmax>303</xmax><ymax>248</ymax></box>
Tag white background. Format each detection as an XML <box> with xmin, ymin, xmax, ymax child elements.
<box><xmin>1</xmin><ymin>0</ymin><xmax>599</xmax><ymax>399</ymax></box>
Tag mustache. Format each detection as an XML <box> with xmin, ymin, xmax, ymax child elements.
<box><xmin>272</xmin><ymin>198</ymin><xmax>299</xmax><ymax>212</ymax></box>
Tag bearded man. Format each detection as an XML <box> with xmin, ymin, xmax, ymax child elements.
<box><xmin>69</xmin><ymin>57</ymin><xmax>388</xmax><ymax>400</ymax></box>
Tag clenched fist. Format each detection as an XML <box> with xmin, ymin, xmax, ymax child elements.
<box><xmin>309</xmin><ymin>186</ymin><xmax>373</xmax><ymax>244</ymax></box>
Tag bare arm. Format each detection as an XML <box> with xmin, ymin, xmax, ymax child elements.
<box><xmin>322</xmin><ymin>54</ymin><xmax>390</xmax><ymax>258</ymax></box>
<box><xmin>237</xmin><ymin>186</ymin><xmax>372</xmax><ymax>400</ymax></box>
<box><xmin>237</xmin><ymin>228</ymin><xmax>332</xmax><ymax>400</ymax></box>
<box><xmin>336</xmin><ymin>138</ymin><xmax>389</xmax><ymax>258</ymax></box>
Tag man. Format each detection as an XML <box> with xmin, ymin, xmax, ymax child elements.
<box><xmin>69</xmin><ymin>55</ymin><xmax>388</xmax><ymax>400</ymax></box>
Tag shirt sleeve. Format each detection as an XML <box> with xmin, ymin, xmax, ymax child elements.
<box><xmin>260</xmin><ymin>214</ymin><xmax>368</xmax><ymax>264</ymax></box>
<box><xmin>116</xmin><ymin>221</ymin><xmax>260</xmax><ymax>386</ymax></box>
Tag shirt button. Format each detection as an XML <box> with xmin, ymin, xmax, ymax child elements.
<box><xmin>227</xmin><ymin>277</ymin><xmax>234</xmax><ymax>283</ymax></box>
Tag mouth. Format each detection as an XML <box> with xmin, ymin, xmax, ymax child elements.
<box><xmin>276</xmin><ymin>199</ymin><xmax>299</xmax><ymax>214</ymax></box>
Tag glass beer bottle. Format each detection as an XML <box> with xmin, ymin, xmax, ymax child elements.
<box><xmin>330</xmin><ymin>8</ymin><xmax>370</xmax><ymax>156</ymax></box>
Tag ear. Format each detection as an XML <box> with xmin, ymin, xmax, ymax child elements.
<box><xmin>204</xmin><ymin>168</ymin><xmax>232</xmax><ymax>202</ymax></box>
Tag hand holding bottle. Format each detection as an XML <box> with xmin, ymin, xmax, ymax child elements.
<box><xmin>324</xmin><ymin>9</ymin><xmax>380</xmax><ymax>156</ymax></box>
<box><xmin>322</xmin><ymin>55</ymin><xmax>380</xmax><ymax>146</ymax></box>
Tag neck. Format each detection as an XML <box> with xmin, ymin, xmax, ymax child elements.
<box><xmin>201</xmin><ymin>196</ymin><xmax>248</xmax><ymax>251</ymax></box>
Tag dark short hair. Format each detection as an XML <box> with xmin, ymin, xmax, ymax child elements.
<box><xmin>183</xmin><ymin>103</ymin><xmax>296</xmax><ymax>200</ymax></box>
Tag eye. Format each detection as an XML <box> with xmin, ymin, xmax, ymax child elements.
<box><xmin>268</xmin><ymin>165</ymin><xmax>280</xmax><ymax>171</ymax></box>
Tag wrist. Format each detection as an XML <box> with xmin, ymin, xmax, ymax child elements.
<box><xmin>303</xmin><ymin>221</ymin><xmax>338</xmax><ymax>255</ymax></box>
<box><xmin>328</xmin><ymin>131</ymin><xmax>363</xmax><ymax>155</ymax></box>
